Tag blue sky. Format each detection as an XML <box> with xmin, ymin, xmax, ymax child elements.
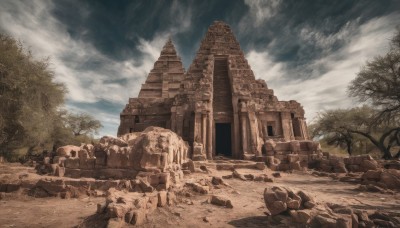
<box><xmin>0</xmin><ymin>0</ymin><xmax>399</xmax><ymax>136</ymax></box>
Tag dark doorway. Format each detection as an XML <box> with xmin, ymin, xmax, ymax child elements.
<box><xmin>215</xmin><ymin>123</ymin><xmax>232</xmax><ymax>156</ymax></box>
<box><xmin>267</xmin><ymin>126</ymin><xmax>274</xmax><ymax>136</ymax></box>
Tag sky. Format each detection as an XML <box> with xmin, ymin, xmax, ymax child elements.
<box><xmin>0</xmin><ymin>0</ymin><xmax>399</xmax><ymax>136</ymax></box>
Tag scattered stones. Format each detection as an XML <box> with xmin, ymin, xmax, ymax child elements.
<box><xmin>185</xmin><ymin>182</ymin><xmax>210</xmax><ymax>194</ymax></box>
<box><xmin>272</xmin><ymin>172</ymin><xmax>281</xmax><ymax>178</ymax></box>
<box><xmin>232</xmin><ymin>170</ymin><xmax>247</xmax><ymax>181</ymax></box>
<box><xmin>289</xmin><ymin>210</ymin><xmax>312</xmax><ymax>224</ymax></box>
<box><xmin>211</xmin><ymin>176</ymin><xmax>226</xmax><ymax>186</ymax></box>
<box><xmin>210</xmin><ymin>195</ymin><xmax>233</xmax><ymax>208</ymax></box>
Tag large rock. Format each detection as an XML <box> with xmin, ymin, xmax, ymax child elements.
<box><xmin>361</xmin><ymin>170</ymin><xmax>382</xmax><ymax>182</ymax></box>
<box><xmin>263</xmin><ymin>186</ymin><xmax>288</xmax><ymax>215</ymax></box>
<box><xmin>379</xmin><ymin>169</ymin><xmax>400</xmax><ymax>189</ymax></box>
<box><xmin>129</xmin><ymin>127</ymin><xmax>189</xmax><ymax>171</ymax></box>
<box><xmin>360</xmin><ymin>159</ymin><xmax>378</xmax><ymax>172</ymax></box>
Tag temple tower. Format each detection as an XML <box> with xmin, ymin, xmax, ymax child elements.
<box><xmin>118</xmin><ymin>21</ymin><xmax>309</xmax><ymax>161</ymax></box>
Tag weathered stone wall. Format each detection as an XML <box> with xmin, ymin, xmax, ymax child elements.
<box><xmin>262</xmin><ymin>140</ymin><xmax>321</xmax><ymax>171</ymax></box>
<box><xmin>52</xmin><ymin>127</ymin><xmax>189</xmax><ymax>180</ymax></box>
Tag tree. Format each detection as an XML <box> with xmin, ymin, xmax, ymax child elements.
<box><xmin>310</xmin><ymin>107</ymin><xmax>372</xmax><ymax>155</ymax></box>
<box><xmin>312</xmin><ymin>106</ymin><xmax>399</xmax><ymax>159</ymax></box>
<box><xmin>0</xmin><ymin>34</ymin><xmax>66</xmax><ymax>158</ymax></box>
<box><xmin>349</xmin><ymin>30</ymin><xmax>400</xmax><ymax>123</ymax></box>
<box><xmin>347</xmin><ymin>29</ymin><xmax>400</xmax><ymax>158</ymax></box>
<box><xmin>66</xmin><ymin>112</ymin><xmax>102</xmax><ymax>137</ymax></box>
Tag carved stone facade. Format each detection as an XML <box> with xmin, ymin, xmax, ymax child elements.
<box><xmin>118</xmin><ymin>21</ymin><xmax>309</xmax><ymax>160</ymax></box>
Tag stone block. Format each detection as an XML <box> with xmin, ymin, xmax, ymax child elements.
<box><xmin>287</xmin><ymin>154</ymin><xmax>299</xmax><ymax>163</ymax></box>
<box><xmin>55</xmin><ymin>166</ymin><xmax>65</xmax><ymax>177</ymax></box>
<box><xmin>275</xmin><ymin>142</ymin><xmax>291</xmax><ymax>151</ymax></box>
<box><xmin>289</xmin><ymin>141</ymin><xmax>300</xmax><ymax>152</ymax></box>
<box><xmin>65</xmin><ymin>158</ymin><xmax>80</xmax><ymax>169</ymax></box>
<box><xmin>158</xmin><ymin>191</ymin><xmax>167</xmax><ymax>207</ymax></box>
<box><xmin>65</xmin><ymin>168</ymin><xmax>81</xmax><ymax>178</ymax></box>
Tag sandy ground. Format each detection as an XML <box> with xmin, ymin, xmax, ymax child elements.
<box><xmin>140</xmin><ymin>169</ymin><xmax>400</xmax><ymax>228</ymax></box>
<box><xmin>0</xmin><ymin>163</ymin><xmax>399</xmax><ymax>228</ymax></box>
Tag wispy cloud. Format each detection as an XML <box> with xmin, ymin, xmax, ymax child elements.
<box><xmin>247</xmin><ymin>14</ymin><xmax>400</xmax><ymax>123</ymax></box>
<box><xmin>243</xmin><ymin>0</ymin><xmax>282</xmax><ymax>26</ymax></box>
<box><xmin>0</xmin><ymin>0</ymin><xmax>169</xmax><ymax>135</ymax></box>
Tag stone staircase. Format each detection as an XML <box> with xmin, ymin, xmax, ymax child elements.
<box><xmin>213</xmin><ymin>59</ymin><xmax>233</xmax><ymax>114</ymax></box>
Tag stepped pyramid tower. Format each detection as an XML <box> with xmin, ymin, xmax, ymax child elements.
<box><xmin>118</xmin><ymin>21</ymin><xmax>309</xmax><ymax>160</ymax></box>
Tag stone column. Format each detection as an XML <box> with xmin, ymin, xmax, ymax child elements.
<box><xmin>202</xmin><ymin>113</ymin><xmax>207</xmax><ymax>147</ymax></box>
<box><xmin>240</xmin><ymin>114</ymin><xmax>248</xmax><ymax>154</ymax></box>
<box><xmin>281</xmin><ymin>112</ymin><xmax>292</xmax><ymax>141</ymax></box>
<box><xmin>207</xmin><ymin>113</ymin><xmax>213</xmax><ymax>159</ymax></box>
<box><xmin>233</xmin><ymin>113</ymin><xmax>240</xmax><ymax>158</ymax></box>
<box><xmin>248</xmin><ymin>111</ymin><xmax>261</xmax><ymax>156</ymax></box>
<box><xmin>193</xmin><ymin>112</ymin><xmax>202</xmax><ymax>142</ymax></box>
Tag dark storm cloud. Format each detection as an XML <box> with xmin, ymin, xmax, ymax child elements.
<box><xmin>0</xmin><ymin>0</ymin><xmax>399</xmax><ymax>135</ymax></box>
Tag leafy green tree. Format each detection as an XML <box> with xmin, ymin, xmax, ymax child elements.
<box><xmin>0</xmin><ymin>34</ymin><xmax>66</xmax><ymax>158</ymax></box>
<box><xmin>0</xmin><ymin>34</ymin><xmax>104</xmax><ymax>161</ymax></box>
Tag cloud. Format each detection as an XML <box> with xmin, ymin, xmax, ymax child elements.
<box><xmin>0</xmin><ymin>0</ymin><xmax>169</xmax><ymax>136</ymax></box>
<box><xmin>247</xmin><ymin>14</ymin><xmax>400</xmax><ymax>123</ymax></box>
<box><xmin>243</xmin><ymin>0</ymin><xmax>282</xmax><ymax>26</ymax></box>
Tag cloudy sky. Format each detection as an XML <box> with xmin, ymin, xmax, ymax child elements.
<box><xmin>0</xmin><ymin>0</ymin><xmax>399</xmax><ymax>136</ymax></box>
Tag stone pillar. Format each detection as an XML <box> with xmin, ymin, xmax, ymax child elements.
<box><xmin>194</xmin><ymin>112</ymin><xmax>202</xmax><ymax>142</ymax></box>
<box><xmin>299</xmin><ymin>118</ymin><xmax>309</xmax><ymax>140</ymax></box>
<box><xmin>201</xmin><ymin>113</ymin><xmax>207</xmax><ymax>147</ymax></box>
<box><xmin>233</xmin><ymin>113</ymin><xmax>240</xmax><ymax>159</ymax></box>
<box><xmin>207</xmin><ymin>113</ymin><xmax>213</xmax><ymax>159</ymax></box>
<box><xmin>281</xmin><ymin>112</ymin><xmax>293</xmax><ymax>141</ymax></box>
<box><xmin>248</xmin><ymin>111</ymin><xmax>261</xmax><ymax>157</ymax></box>
<box><xmin>240</xmin><ymin>114</ymin><xmax>248</xmax><ymax>154</ymax></box>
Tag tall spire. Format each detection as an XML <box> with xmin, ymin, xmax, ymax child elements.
<box><xmin>138</xmin><ymin>38</ymin><xmax>185</xmax><ymax>99</ymax></box>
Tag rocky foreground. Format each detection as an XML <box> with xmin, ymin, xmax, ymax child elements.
<box><xmin>0</xmin><ymin>160</ymin><xmax>399</xmax><ymax>227</ymax></box>
<box><xmin>0</xmin><ymin>127</ymin><xmax>399</xmax><ymax>227</ymax></box>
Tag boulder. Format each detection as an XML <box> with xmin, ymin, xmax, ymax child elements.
<box><xmin>360</xmin><ymin>159</ymin><xmax>378</xmax><ymax>172</ymax></box>
<box><xmin>263</xmin><ymin>186</ymin><xmax>288</xmax><ymax>215</ymax></box>
<box><xmin>129</xmin><ymin>127</ymin><xmax>189</xmax><ymax>171</ymax></box>
<box><xmin>361</xmin><ymin>170</ymin><xmax>382</xmax><ymax>182</ymax></box>
<box><xmin>379</xmin><ymin>169</ymin><xmax>400</xmax><ymax>189</ymax></box>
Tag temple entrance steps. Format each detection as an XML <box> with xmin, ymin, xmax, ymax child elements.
<box><xmin>193</xmin><ymin>158</ymin><xmax>265</xmax><ymax>171</ymax></box>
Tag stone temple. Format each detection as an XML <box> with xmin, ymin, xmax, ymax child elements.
<box><xmin>118</xmin><ymin>21</ymin><xmax>309</xmax><ymax>160</ymax></box>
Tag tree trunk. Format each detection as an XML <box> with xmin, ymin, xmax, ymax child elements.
<box><xmin>346</xmin><ymin>141</ymin><xmax>352</xmax><ymax>155</ymax></box>
<box><xmin>348</xmin><ymin>129</ymin><xmax>395</xmax><ymax>160</ymax></box>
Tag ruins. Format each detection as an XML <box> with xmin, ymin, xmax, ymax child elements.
<box><xmin>118</xmin><ymin>21</ymin><xmax>309</xmax><ymax>160</ymax></box>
